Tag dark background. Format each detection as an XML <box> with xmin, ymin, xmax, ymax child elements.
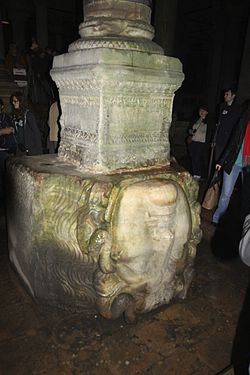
<box><xmin>1</xmin><ymin>0</ymin><xmax>250</xmax><ymax>119</ymax></box>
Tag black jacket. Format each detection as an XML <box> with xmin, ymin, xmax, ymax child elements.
<box><xmin>0</xmin><ymin>112</ymin><xmax>17</xmax><ymax>153</ymax></box>
<box><xmin>215</xmin><ymin>101</ymin><xmax>241</xmax><ymax>161</ymax></box>
<box><xmin>219</xmin><ymin>113</ymin><xmax>249</xmax><ymax>174</ymax></box>
<box><xmin>24</xmin><ymin>111</ymin><xmax>43</xmax><ymax>155</ymax></box>
<box><xmin>12</xmin><ymin>110</ymin><xmax>43</xmax><ymax>156</ymax></box>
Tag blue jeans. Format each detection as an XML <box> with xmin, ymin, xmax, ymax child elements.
<box><xmin>212</xmin><ymin>164</ymin><xmax>242</xmax><ymax>224</ymax></box>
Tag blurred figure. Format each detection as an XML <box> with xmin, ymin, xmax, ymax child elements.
<box><xmin>212</xmin><ymin>99</ymin><xmax>250</xmax><ymax>225</ymax></box>
<box><xmin>0</xmin><ymin>98</ymin><xmax>16</xmax><ymax>153</ymax></box>
<box><xmin>0</xmin><ymin>98</ymin><xmax>16</xmax><ymax>198</ymax></box>
<box><xmin>5</xmin><ymin>44</ymin><xmax>28</xmax><ymax>89</ymax></box>
<box><xmin>10</xmin><ymin>91</ymin><xmax>42</xmax><ymax>156</ymax></box>
<box><xmin>25</xmin><ymin>38</ymin><xmax>54</xmax><ymax>106</ymax></box>
<box><xmin>187</xmin><ymin>105</ymin><xmax>210</xmax><ymax>179</ymax></box>
<box><xmin>213</xmin><ymin>87</ymin><xmax>241</xmax><ymax>163</ymax></box>
<box><xmin>47</xmin><ymin>99</ymin><xmax>61</xmax><ymax>153</ymax></box>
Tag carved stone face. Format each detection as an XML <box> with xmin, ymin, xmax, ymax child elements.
<box><xmin>111</xmin><ymin>180</ymin><xmax>191</xmax><ymax>295</ymax></box>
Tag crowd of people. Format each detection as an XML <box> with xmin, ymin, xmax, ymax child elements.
<box><xmin>186</xmin><ymin>89</ymin><xmax>250</xmax><ymax>308</ymax></box>
<box><xmin>186</xmin><ymin>88</ymin><xmax>250</xmax><ymax>229</ymax></box>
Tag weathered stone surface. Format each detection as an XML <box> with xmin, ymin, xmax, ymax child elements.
<box><xmin>51</xmin><ymin>0</ymin><xmax>184</xmax><ymax>173</ymax></box>
<box><xmin>6</xmin><ymin>0</ymin><xmax>200</xmax><ymax>322</ymax></box>
<box><xmin>81</xmin><ymin>0</ymin><xmax>154</xmax><ymax>40</ymax></box>
<box><xmin>52</xmin><ymin>49</ymin><xmax>183</xmax><ymax>173</ymax></box>
<box><xmin>6</xmin><ymin>155</ymin><xmax>201</xmax><ymax>320</ymax></box>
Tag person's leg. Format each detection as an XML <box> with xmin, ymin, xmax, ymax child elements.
<box><xmin>194</xmin><ymin>143</ymin><xmax>204</xmax><ymax>177</ymax></box>
<box><xmin>190</xmin><ymin>142</ymin><xmax>202</xmax><ymax>177</ymax></box>
<box><xmin>212</xmin><ymin>164</ymin><xmax>241</xmax><ymax>224</ymax></box>
<box><xmin>241</xmin><ymin>166</ymin><xmax>250</xmax><ymax>221</ymax></box>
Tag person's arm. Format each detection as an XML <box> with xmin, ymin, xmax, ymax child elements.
<box><xmin>187</xmin><ymin>123</ymin><xmax>194</xmax><ymax>135</ymax></box>
<box><xmin>0</xmin><ymin>127</ymin><xmax>14</xmax><ymax>136</ymax></box>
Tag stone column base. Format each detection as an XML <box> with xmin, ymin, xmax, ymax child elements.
<box><xmin>6</xmin><ymin>155</ymin><xmax>201</xmax><ymax>321</ymax></box>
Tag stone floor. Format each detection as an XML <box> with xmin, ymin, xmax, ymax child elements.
<box><xmin>0</xmin><ymin>185</ymin><xmax>250</xmax><ymax>375</ymax></box>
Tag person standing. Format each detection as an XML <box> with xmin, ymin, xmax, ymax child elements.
<box><xmin>0</xmin><ymin>98</ymin><xmax>16</xmax><ymax>198</ymax></box>
<box><xmin>212</xmin><ymin>100</ymin><xmax>250</xmax><ymax>225</ymax></box>
<box><xmin>213</xmin><ymin>87</ymin><xmax>241</xmax><ymax>162</ymax></box>
<box><xmin>10</xmin><ymin>91</ymin><xmax>42</xmax><ymax>156</ymax></box>
<box><xmin>47</xmin><ymin>99</ymin><xmax>61</xmax><ymax>153</ymax></box>
<box><xmin>187</xmin><ymin>105</ymin><xmax>210</xmax><ymax>179</ymax></box>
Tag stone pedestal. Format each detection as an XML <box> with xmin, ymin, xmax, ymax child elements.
<box><xmin>6</xmin><ymin>0</ymin><xmax>201</xmax><ymax>321</ymax></box>
<box><xmin>7</xmin><ymin>155</ymin><xmax>201</xmax><ymax>321</ymax></box>
<box><xmin>52</xmin><ymin>50</ymin><xmax>183</xmax><ymax>173</ymax></box>
<box><xmin>51</xmin><ymin>0</ymin><xmax>184</xmax><ymax>173</ymax></box>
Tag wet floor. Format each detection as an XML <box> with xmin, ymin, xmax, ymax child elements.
<box><xmin>0</xmin><ymin>187</ymin><xmax>250</xmax><ymax>375</ymax></box>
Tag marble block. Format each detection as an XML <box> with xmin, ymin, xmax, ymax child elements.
<box><xmin>6</xmin><ymin>155</ymin><xmax>201</xmax><ymax>321</ymax></box>
<box><xmin>51</xmin><ymin>48</ymin><xmax>184</xmax><ymax>173</ymax></box>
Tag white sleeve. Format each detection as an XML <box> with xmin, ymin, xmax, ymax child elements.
<box><xmin>239</xmin><ymin>214</ymin><xmax>250</xmax><ymax>266</ymax></box>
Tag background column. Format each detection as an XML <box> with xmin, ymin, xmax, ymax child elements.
<box><xmin>34</xmin><ymin>0</ymin><xmax>48</xmax><ymax>48</ymax></box>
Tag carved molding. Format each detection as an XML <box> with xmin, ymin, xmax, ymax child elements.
<box><xmin>68</xmin><ymin>38</ymin><xmax>163</xmax><ymax>54</ymax></box>
<box><xmin>55</xmin><ymin>78</ymin><xmax>179</xmax><ymax>96</ymax></box>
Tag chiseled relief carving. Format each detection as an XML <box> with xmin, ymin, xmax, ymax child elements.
<box><xmin>103</xmin><ymin>98</ymin><xmax>170</xmax><ymax>144</ymax></box>
<box><xmin>54</xmin><ymin>78</ymin><xmax>101</xmax><ymax>92</ymax></box>
<box><xmin>94</xmin><ymin>176</ymin><xmax>200</xmax><ymax>321</ymax></box>
<box><xmin>33</xmin><ymin>171</ymin><xmax>200</xmax><ymax>318</ymax></box>
<box><xmin>69</xmin><ymin>38</ymin><xmax>163</xmax><ymax>54</ymax></box>
<box><xmin>7</xmin><ymin>0</ymin><xmax>200</xmax><ymax>322</ymax></box>
<box><xmin>104</xmin><ymin>96</ymin><xmax>171</xmax><ymax>110</ymax></box>
<box><xmin>58</xmin><ymin>98</ymin><xmax>100</xmax><ymax>164</ymax></box>
<box><xmin>55</xmin><ymin>76</ymin><xmax>178</xmax><ymax>97</ymax></box>
<box><xmin>35</xmin><ymin>177</ymin><xmax>112</xmax><ymax>310</ymax></box>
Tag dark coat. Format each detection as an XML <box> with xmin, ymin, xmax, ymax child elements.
<box><xmin>0</xmin><ymin>113</ymin><xmax>17</xmax><ymax>153</ymax></box>
<box><xmin>219</xmin><ymin>112</ymin><xmax>249</xmax><ymax>174</ymax></box>
<box><xmin>215</xmin><ymin>101</ymin><xmax>241</xmax><ymax>162</ymax></box>
<box><xmin>12</xmin><ymin>110</ymin><xmax>43</xmax><ymax>156</ymax></box>
<box><xmin>24</xmin><ymin>111</ymin><xmax>43</xmax><ymax>155</ymax></box>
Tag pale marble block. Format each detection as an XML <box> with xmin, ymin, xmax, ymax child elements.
<box><xmin>6</xmin><ymin>155</ymin><xmax>201</xmax><ymax>321</ymax></box>
<box><xmin>51</xmin><ymin>48</ymin><xmax>184</xmax><ymax>173</ymax></box>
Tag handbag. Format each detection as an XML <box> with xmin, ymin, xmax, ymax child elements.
<box><xmin>208</xmin><ymin>169</ymin><xmax>221</xmax><ymax>187</ymax></box>
<box><xmin>202</xmin><ymin>182</ymin><xmax>220</xmax><ymax>210</ymax></box>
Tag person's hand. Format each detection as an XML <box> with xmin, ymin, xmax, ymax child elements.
<box><xmin>215</xmin><ymin>164</ymin><xmax>221</xmax><ymax>171</ymax></box>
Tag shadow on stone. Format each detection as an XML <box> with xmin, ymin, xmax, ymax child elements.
<box><xmin>211</xmin><ymin>192</ymin><xmax>242</xmax><ymax>260</ymax></box>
